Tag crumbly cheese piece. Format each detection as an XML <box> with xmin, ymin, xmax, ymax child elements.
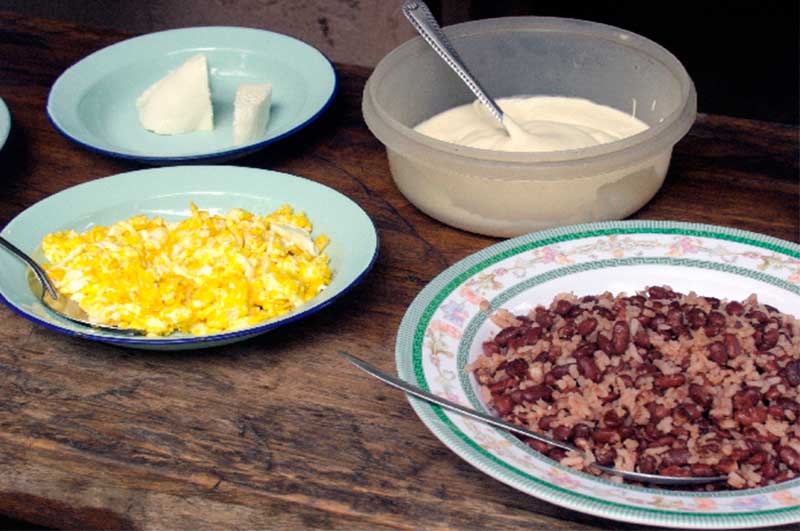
<box><xmin>136</xmin><ymin>53</ymin><xmax>214</xmax><ymax>134</ymax></box>
<box><xmin>233</xmin><ymin>83</ymin><xmax>272</xmax><ymax>145</ymax></box>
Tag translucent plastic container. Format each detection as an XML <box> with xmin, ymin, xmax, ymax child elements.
<box><xmin>362</xmin><ymin>17</ymin><xmax>696</xmax><ymax>237</ymax></box>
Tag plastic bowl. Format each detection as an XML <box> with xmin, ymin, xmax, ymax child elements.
<box><xmin>362</xmin><ymin>17</ymin><xmax>696</xmax><ymax>237</ymax></box>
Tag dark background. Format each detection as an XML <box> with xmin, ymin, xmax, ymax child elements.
<box><xmin>441</xmin><ymin>0</ymin><xmax>799</xmax><ymax>124</ymax></box>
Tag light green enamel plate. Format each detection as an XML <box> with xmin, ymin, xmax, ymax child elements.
<box><xmin>0</xmin><ymin>166</ymin><xmax>377</xmax><ymax>350</ymax></box>
<box><xmin>396</xmin><ymin>221</ymin><xmax>800</xmax><ymax>529</ymax></box>
<box><xmin>47</xmin><ymin>27</ymin><xmax>336</xmax><ymax>162</ymax></box>
<box><xmin>0</xmin><ymin>97</ymin><xmax>9</xmax><ymax>150</ymax></box>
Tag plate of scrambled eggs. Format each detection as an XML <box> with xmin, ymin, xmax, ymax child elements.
<box><xmin>0</xmin><ymin>166</ymin><xmax>377</xmax><ymax>349</ymax></box>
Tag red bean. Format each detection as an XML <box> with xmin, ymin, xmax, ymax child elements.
<box><xmin>707</xmin><ymin>311</ymin><xmax>727</xmax><ymax>327</ymax></box>
<box><xmin>577</xmin><ymin>356</ymin><xmax>601</xmax><ymax>382</ymax></box>
<box><xmin>666</xmin><ymin>308</ymin><xmax>684</xmax><ymax>328</ymax></box>
<box><xmin>505</xmin><ymin>358</ymin><xmax>529</xmax><ymax>378</ymax></box>
<box><xmin>595</xmin><ymin>446</ymin><xmax>617</xmax><ymax>466</ymax></box>
<box><xmin>552</xmin><ymin>425</ymin><xmax>574</xmax><ymax>441</ymax></box>
<box><xmin>779</xmin><ymin>446</ymin><xmax>800</xmax><ymax>471</ymax></box>
<box><xmin>704</xmin><ymin>325</ymin><xmax>722</xmax><ymax>338</ymax></box>
<box><xmin>494</xmin><ymin>395</ymin><xmax>514</xmax><ymax>416</ymax></box>
<box><xmin>662</xmin><ymin>449</ymin><xmax>690</xmax><ymax>466</ymax></box>
<box><xmin>724</xmin><ymin>333</ymin><xmax>742</xmax><ymax>360</ymax></box>
<box><xmin>725</xmin><ymin>300</ymin><xmax>745</xmax><ymax>316</ymax></box>
<box><xmin>523</xmin><ymin>326</ymin><xmax>542</xmax><ymax>345</ymax></box>
<box><xmin>647</xmin><ymin>286</ymin><xmax>672</xmax><ymax>299</ymax></box>
<box><xmin>689</xmin><ymin>384</ymin><xmax>713</xmax><ymax>409</ymax></box>
<box><xmin>534</xmin><ymin>309</ymin><xmax>554</xmax><ymax>328</ymax></box>
<box><xmin>691</xmin><ymin>463</ymin><xmax>715</xmax><ymax>477</ymax></box>
<box><xmin>686</xmin><ymin>308</ymin><xmax>708</xmax><ymax>329</ymax></box>
<box><xmin>574</xmin><ymin>343</ymin><xmax>597</xmax><ymax>358</ymax></box>
<box><xmin>538</xmin><ymin>415</ymin><xmax>558</xmax><ymax>431</ymax></box>
<box><xmin>747</xmin><ymin>451</ymin><xmax>768</xmax><ymax>466</ymax></box>
<box><xmin>522</xmin><ymin>384</ymin><xmax>554</xmax><ymax>403</ymax></box>
<box><xmin>655</xmin><ymin>374</ymin><xmax>686</xmax><ymax>389</ymax></box>
<box><xmin>618</xmin><ymin>426</ymin><xmax>636</xmax><ymax>440</ymax></box>
<box><xmin>708</xmin><ymin>342</ymin><xmax>728</xmax><ymax>365</ymax></box>
<box><xmin>761</xmin><ymin>459</ymin><xmax>779</xmax><ymax>479</ymax></box>
<box><xmin>489</xmin><ymin>378</ymin><xmax>515</xmax><ymax>394</ymax></box>
<box><xmin>507</xmin><ymin>336</ymin><xmax>526</xmax><ymax>350</ymax></box>
<box><xmin>768</xmin><ymin>405</ymin><xmax>786</xmax><ymax>420</ymax></box>
<box><xmin>597</xmin><ymin>334</ymin><xmax>613</xmax><ymax>355</ymax></box>
<box><xmin>650</xmin><ymin>436</ymin><xmax>676</xmax><ymax>448</ymax></box>
<box><xmin>645</xmin><ymin>402</ymin><xmax>669</xmax><ymax>420</ymax></box>
<box><xmin>633</xmin><ymin>329</ymin><xmax>650</xmax><ymax>348</ymax></box>
<box><xmin>733</xmin><ymin>387</ymin><xmax>762</xmax><ymax>410</ymax></box>
<box><xmin>577</xmin><ymin>317</ymin><xmax>598</xmax><ymax>336</ymax></box>
<box><xmin>554</xmin><ymin>300</ymin><xmax>574</xmax><ymax>316</ymax></box>
<box><xmin>573</xmin><ymin>424</ymin><xmax>591</xmax><ymax>441</ymax></box>
<box><xmin>611</xmin><ymin>321</ymin><xmax>630</xmax><ymax>355</ymax></box>
<box><xmin>759</xmin><ymin>328</ymin><xmax>779</xmax><ymax>349</ymax></box>
<box><xmin>548</xmin><ymin>448</ymin><xmax>567</xmax><ymax>462</ymax></box>
<box><xmin>591</xmin><ymin>428</ymin><xmax>619</xmax><ymax>444</ymax></box>
<box><xmin>603</xmin><ymin>410</ymin><xmax>622</xmax><ymax>428</ymax></box>
<box><xmin>699</xmin><ymin>442</ymin><xmax>721</xmax><ymax>454</ymax></box>
<box><xmin>765</xmin><ymin>385</ymin><xmax>783</xmax><ymax>401</ymax></box>
<box><xmin>776</xmin><ymin>397</ymin><xmax>800</xmax><ymax>415</ymax></box>
<box><xmin>734</xmin><ymin>407</ymin><xmax>767</xmax><ymax>426</ymax></box>
<box><xmin>494</xmin><ymin>326</ymin><xmax>522</xmax><ymax>347</ymax></box>
<box><xmin>526</xmin><ymin>438</ymin><xmax>549</xmax><ymax>453</ymax></box>
<box><xmin>482</xmin><ymin>341</ymin><xmax>500</xmax><ymax>355</ymax></box>
<box><xmin>638</xmin><ymin>456</ymin><xmax>657</xmax><ymax>474</ymax></box>
<box><xmin>716</xmin><ymin>457</ymin><xmax>737</xmax><ymax>474</ymax></box>
<box><xmin>544</xmin><ymin>365</ymin><xmax>571</xmax><ymax>386</ymax></box>
<box><xmin>782</xmin><ymin>360</ymin><xmax>800</xmax><ymax>386</ymax></box>
<box><xmin>558</xmin><ymin>324</ymin><xmax>575</xmax><ymax>339</ymax></box>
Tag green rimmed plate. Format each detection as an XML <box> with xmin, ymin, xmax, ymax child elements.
<box><xmin>0</xmin><ymin>166</ymin><xmax>377</xmax><ymax>350</ymax></box>
<box><xmin>396</xmin><ymin>221</ymin><xmax>800</xmax><ymax>529</ymax></box>
<box><xmin>47</xmin><ymin>27</ymin><xmax>336</xmax><ymax>162</ymax></box>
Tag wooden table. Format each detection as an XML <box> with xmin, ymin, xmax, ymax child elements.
<box><xmin>0</xmin><ymin>12</ymin><xmax>797</xmax><ymax>531</ymax></box>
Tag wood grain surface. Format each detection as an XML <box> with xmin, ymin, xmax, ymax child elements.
<box><xmin>0</xmin><ymin>11</ymin><xmax>798</xmax><ymax>531</ymax></box>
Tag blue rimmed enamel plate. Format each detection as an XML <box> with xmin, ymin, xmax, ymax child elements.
<box><xmin>0</xmin><ymin>166</ymin><xmax>377</xmax><ymax>350</ymax></box>
<box><xmin>396</xmin><ymin>221</ymin><xmax>800</xmax><ymax>529</ymax></box>
<box><xmin>47</xmin><ymin>27</ymin><xmax>336</xmax><ymax>162</ymax></box>
<box><xmin>0</xmin><ymin>97</ymin><xmax>10</xmax><ymax>151</ymax></box>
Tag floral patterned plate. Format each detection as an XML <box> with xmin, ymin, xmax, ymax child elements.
<box><xmin>395</xmin><ymin>220</ymin><xmax>800</xmax><ymax>529</ymax></box>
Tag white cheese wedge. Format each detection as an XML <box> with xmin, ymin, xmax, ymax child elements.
<box><xmin>233</xmin><ymin>83</ymin><xmax>272</xmax><ymax>145</ymax></box>
<box><xmin>271</xmin><ymin>223</ymin><xmax>317</xmax><ymax>256</ymax></box>
<box><xmin>136</xmin><ymin>53</ymin><xmax>213</xmax><ymax>135</ymax></box>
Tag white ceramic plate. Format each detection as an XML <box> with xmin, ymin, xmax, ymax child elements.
<box><xmin>47</xmin><ymin>27</ymin><xmax>336</xmax><ymax>162</ymax></box>
<box><xmin>396</xmin><ymin>220</ymin><xmax>800</xmax><ymax>529</ymax></box>
<box><xmin>0</xmin><ymin>166</ymin><xmax>377</xmax><ymax>350</ymax></box>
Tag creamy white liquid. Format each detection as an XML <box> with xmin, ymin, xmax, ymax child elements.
<box><xmin>414</xmin><ymin>96</ymin><xmax>649</xmax><ymax>152</ymax></box>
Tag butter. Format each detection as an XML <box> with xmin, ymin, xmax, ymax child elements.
<box><xmin>233</xmin><ymin>83</ymin><xmax>272</xmax><ymax>145</ymax></box>
<box><xmin>136</xmin><ymin>53</ymin><xmax>213</xmax><ymax>135</ymax></box>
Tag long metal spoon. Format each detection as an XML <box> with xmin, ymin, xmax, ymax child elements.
<box><xmin>339</xmin><ymin>351</ymin><xmax>726</xmax><ymax>486</ymax></box>
<box><xmin>402</xmin><ymin>0</ymin><xmax>514</xmax><ymax>135</ymax></box>
<box><xmin>0</xmin><ymin>235</ymin><xmax>142</xmax><ymax>334</ymax></box>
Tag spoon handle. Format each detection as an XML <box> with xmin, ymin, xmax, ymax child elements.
<box><xmin>340</xmin><ymin>350</ymin><xmax>575</xmax><ymax>452</ymax></box>
<box><xmin>401</xmin><ymin>0</ymin><xmax>506</xmax><ymax>128</ymax></box>
<box><xmin>339</xmin><ymin>351</ymin><xmax>727</xmax><ymax>485</ymax></box>
<box><xmin>0</xmin><ymin>235</ymin><xmax>58</xmax><ymax>299</ymax></box>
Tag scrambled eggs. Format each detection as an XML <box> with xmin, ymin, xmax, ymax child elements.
<box><xmin>41</xmin><ymin>204</ymin><xmax>331</xmax><ymax>336</ymax></box>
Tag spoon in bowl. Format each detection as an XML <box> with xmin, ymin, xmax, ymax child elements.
<box><xmin>0</xmin><ymin>235</ymin><xmax>142</xmax><ymax>334</ymax></box>
<box><xmin>339</xmin><ymin>351</ymin><xmax>727</xmax><ymax>486</ymax></box>
<box><xmin>401</xmin><ymin>0</ymin><xmax>523</xmax><ymax>137</ymax></box>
